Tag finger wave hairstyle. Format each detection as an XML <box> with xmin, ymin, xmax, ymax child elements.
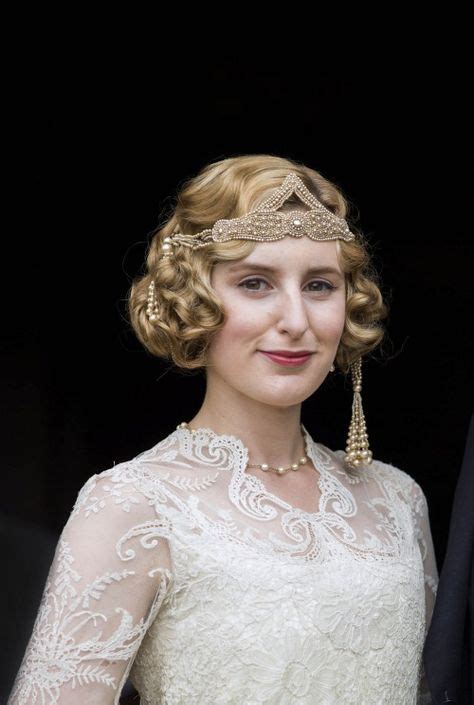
<box><xmin>128</xmin><ymin>154</ymin><xmax>390</xmax><ymax>375</ymax></box>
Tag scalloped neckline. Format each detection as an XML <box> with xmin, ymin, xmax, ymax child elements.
<box><xmin>177</xmin><ymin>421</ymin><xmax>313</xmax><ymax>461</ymax></box>
<box><xmin>175</xmin><ymin>422</ymin><xmax>337</xmax><ymax>515</ymax></box>
<box><xmin>176</xmin><ymin>421</ymin><xmax>344</xmax><ymax>458</ymax></box>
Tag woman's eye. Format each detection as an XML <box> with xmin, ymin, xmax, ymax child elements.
<box><xmin>238</xmin><ymin>278</ymin><xmax>268</xmax><ymax>291</ymax></box>
<box><xmin>238</xmin><ymin>278</ymin><xmax>335</xmax><ymax>292</ymax></box>
<box><xmin>305</xmin><ymin>280</ymin><xmax>335</xmax><ymax>292</ymax></box>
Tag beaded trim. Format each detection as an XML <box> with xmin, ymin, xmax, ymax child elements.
<box><xmin>164</xmin><ymin>172</ymin><xmax>354</xmax><ymax>254</ymax></box>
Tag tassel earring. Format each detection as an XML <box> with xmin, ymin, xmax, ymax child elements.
<box><xmin>344</xmin><ymin>357</ymin><xmax>373</xmax><ymax>470</ymax></box>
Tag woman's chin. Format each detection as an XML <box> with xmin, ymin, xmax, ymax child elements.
<box><xmin>247</xmin><ymin>381</ymin><xmax>321</xmax><ymax>408</ymax></box>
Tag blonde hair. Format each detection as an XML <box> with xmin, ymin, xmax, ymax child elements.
<box><xmin>127</xmin><ymin>154</ymin><xmax>389</xmax><ymax>375</ymax></box>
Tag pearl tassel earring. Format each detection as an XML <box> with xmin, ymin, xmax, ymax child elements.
<box><xmin>344</xmin><ymin>357</ymin><xmax>373</xmax><ymax>469</ymax></box>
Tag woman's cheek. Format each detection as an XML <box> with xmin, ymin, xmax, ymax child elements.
<box><xmin>223</xmin><ymin>301</ymin><xmax>265</xmax><ymax>336</ymax></box>
<box><xmin>311</xmin><ymin>298</ymin><xmax>346</xmax><ymax>334</ymax></box>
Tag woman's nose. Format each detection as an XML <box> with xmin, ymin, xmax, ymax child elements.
<box><xmin>275</xmin><ymin>289</ymin><xmax>310</xmax><ymax>337</ymax></box>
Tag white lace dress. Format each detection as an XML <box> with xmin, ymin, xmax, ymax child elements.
<box><xmin>8</xmin><ymin>424</ymin><xmax>439</xmax><ymax>704</ymax></box>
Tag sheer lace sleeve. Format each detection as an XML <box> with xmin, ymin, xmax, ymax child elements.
<box><xmin>410</xmin><ymin>478</ymin><xmax>439</xmax><ymax>705</ymax></box>
<box><xmin>8</xmin><ymin>465</ymin><xmax>174</xmax><ymax>705</ymax></box>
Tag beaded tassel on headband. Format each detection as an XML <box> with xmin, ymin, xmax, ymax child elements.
<box><xmin>146</xmin><ymin>280</ymin><xmax>159</xmax><ymax>323</ymax></box>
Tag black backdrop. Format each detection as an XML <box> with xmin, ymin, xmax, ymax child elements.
<box><xmin>2</xmin><ymin>42</ymin><xmax>473</xmax><ymax>702</ymax></box>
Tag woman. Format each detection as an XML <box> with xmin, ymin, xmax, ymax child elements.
<box><xmin>8</xmin><ymin>154</ymin><xmax>439</xmax><ymax>704</ymax></box>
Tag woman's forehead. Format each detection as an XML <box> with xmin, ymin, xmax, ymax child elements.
<box><xmin>226</xmin><ymin>238</ymin><xmax>342</xmax><ymax>274</ymax></box>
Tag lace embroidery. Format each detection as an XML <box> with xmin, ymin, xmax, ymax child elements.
<box><xmin>9</xmin><ymin>425</ymin><xmax>438</xmax><ymax>705</ymax></box>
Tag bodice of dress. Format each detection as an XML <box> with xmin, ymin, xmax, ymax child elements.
<box><xmin>8</xmin><ymin>424</ymin><xmax>439</xmax><ymax>704</ymax></box>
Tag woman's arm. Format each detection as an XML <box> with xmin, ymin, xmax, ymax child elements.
<box><xmin>410</xmin><ymin>479</ymin><xmax>439</xmax><ymax>705</ymax></box>
<box><xmin>8</xmin><ymin>467</ymin><xmax>173</xmax><ymax>705</ymax></box>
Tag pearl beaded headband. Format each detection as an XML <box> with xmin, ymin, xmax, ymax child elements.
<box><xmin>146</xmin><ymin>172</ymin><xmax>355</xmax><ymax>323</ymax></box>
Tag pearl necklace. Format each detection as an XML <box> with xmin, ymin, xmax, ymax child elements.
<box><xmin>178</xmin><ymin>421</ymin><xmax>308</xmax><ymax>475</ymax></box>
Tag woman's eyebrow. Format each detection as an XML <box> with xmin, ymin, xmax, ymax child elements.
<box><xmin>227</xmin><ymin>262</ymin><xmax>344</xmax><ymax>278</ymax></box>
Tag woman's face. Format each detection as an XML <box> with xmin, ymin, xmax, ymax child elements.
<box><xmin>206</xmin><ymin>236</ymin><xmax>347</xmax><ymax>408</ymax></box>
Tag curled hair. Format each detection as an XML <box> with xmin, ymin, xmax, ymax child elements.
<box><xmin>128</xmin><ymin>154</ymin><xmax>389</xmax><ymax>375</ymax></box>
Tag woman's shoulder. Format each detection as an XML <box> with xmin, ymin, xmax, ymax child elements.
<box><xmin>69</xmin><ymin>429</ymin><xmax>180</xmax><ymax>523</ymax></box>
<box><xmin>367</xmin><ymin>454</ymin><xmax>428</xmax><ymax>507</ymax></box>
<box><xmin>321</xmin><ymin>440</ymin><xmax>425</xmax><ymax>500</ymax></box>
<box><xmin>71</xmin><ymin>420</ymin><xmax>207</xmax><ymax>518</ymax></box>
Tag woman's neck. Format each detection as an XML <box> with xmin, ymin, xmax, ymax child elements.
<box><xmin>188</xmin><ymin>384</ymin><xmax>306</xmax><ymax>469</ymax></box>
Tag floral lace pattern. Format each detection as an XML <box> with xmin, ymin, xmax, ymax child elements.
<box><xmin>9</xmin><ymin>425</ymin><xmax>438</xmax><ymax>704</ymax></box>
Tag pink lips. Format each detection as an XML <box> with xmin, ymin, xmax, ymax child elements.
<box><xmin>259</xmin><ymin>351</ymin><xmax>314</xmax><ymax>367</ymax></box>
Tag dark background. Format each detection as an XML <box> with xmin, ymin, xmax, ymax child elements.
<box><xmin>2</xmin><ymin>38</ymin><xmax>473</xmax><ymax>702</ymax></box>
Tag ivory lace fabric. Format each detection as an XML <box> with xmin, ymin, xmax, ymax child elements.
<box><xmin>9</xmin><ymin>424</ymin><xmax>438</xmax><ymax>704</ymax></box>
